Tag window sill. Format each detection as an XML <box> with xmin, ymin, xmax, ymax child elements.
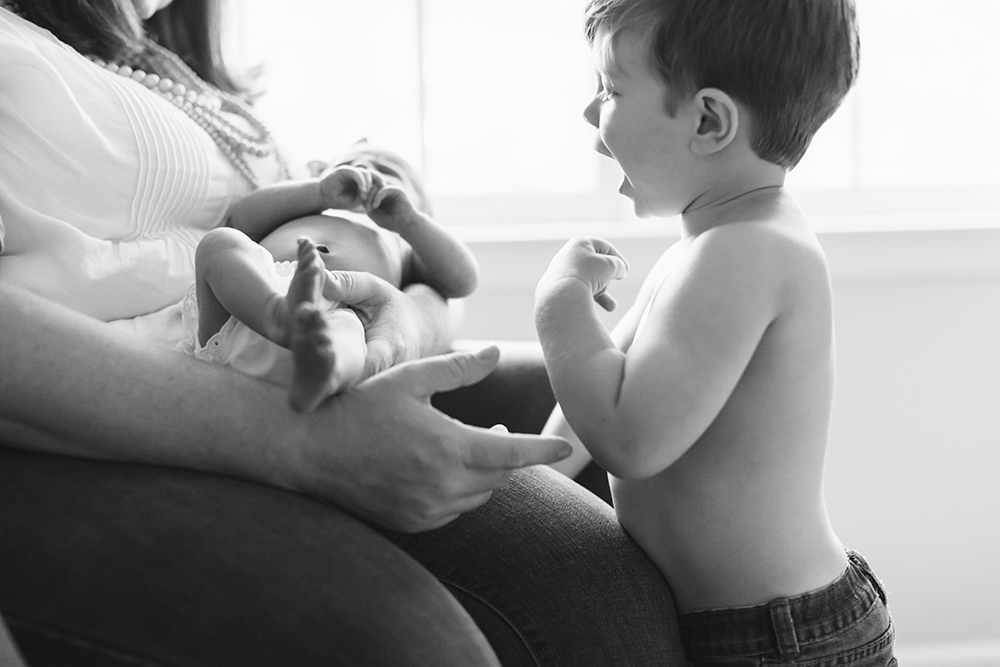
<box><xmin>456</xmin><ymin>211</ymin><xmax>1000</xmax><ymax>289</ymax></box>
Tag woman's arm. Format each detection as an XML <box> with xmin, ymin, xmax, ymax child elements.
<box><xmin>0</xmin><ymin>284</ymin><xmax>570</xmax><ymax>531</ymax></box>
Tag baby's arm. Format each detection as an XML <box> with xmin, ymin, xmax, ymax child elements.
<box><xmin>376</xmin><ymin>197</ymin><xmax>478</xmax><ymax>298</ymax></box>
<box><xmin>535</xmin><ymin>227</ymin><xmax>780</xmax><ymax>480</ymax></box>
<box><xmin>324</xmin><ymin>168</ymin><xmax>478</xmax><ymax>298</ymax></box>
<box><xmin>227</xmin><ymin>179</ymin><xmax>330</xmax><ymax>242</ymax></box>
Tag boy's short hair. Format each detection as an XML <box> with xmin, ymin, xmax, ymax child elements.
<box><xmin>585</xmin><ymin>0</ymin><xmax>860</xmax><ymax>169</ymax></box>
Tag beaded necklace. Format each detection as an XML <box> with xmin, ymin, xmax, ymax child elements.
<box><xmin>0</xmin><ymin>0</ymin><xmax>288</xmax><ymax>189</ymax></box>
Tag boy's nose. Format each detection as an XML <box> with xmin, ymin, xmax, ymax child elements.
<box><xmin>583</xmin><ymin>98</ymin><xmax>612</xmax><ymax>157</ymax></box>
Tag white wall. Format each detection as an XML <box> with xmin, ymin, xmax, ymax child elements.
<box><xmin>454</xmin><ymin>218</ymin><xmax>1000</xmax><ymax>660</ymax></box>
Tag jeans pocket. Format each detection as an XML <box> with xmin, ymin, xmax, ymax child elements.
<box><xmin>800</xmin><ymin>622</ymin><xmax>895</xmax><ymax>666</ymax></box>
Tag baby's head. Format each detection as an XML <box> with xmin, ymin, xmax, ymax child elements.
<box><xmin>584</xmin><ymin>0</ymin><xmax>859</xmax><ymax>170</ymax></box>
<box><xmin>330</xmin><ymin>140</ymin><xmax>432</xmax><ymax>216</ymax></box>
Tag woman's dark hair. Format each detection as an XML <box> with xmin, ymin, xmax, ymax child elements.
<box><xmin>16</xmin><ymin>0</ymin><xmax>243</xmax><ymax>94</ymax></box>
<box><xmin>585</xmin><ymin>0</ymin><xmax>860</xmax><ymax>169</ymax></box>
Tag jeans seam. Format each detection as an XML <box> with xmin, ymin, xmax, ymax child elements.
<box><xmin>776</xmin><ymin>619</ymin><xmax>895</xmax><ymax>667</ymax></box>
<box><xmin>6</xmin><ymin>615</ymin><xmax>178</xmax><ymax>667</ymax></box>
<box><xmin>794</xmin><ymin>595</ymin><xmax>878</xmax><ymax>650</ymax></box>
<box><xmin>435</xmin><ymin>574</ymin><xmax>544</xmax><ymax>667</ymax></box>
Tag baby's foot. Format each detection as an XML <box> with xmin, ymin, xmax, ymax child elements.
<box><xmin>285</xmin><ymin>237</ymin><xmax>326</xmax><ymax>316</ymax></box>
<box><xmin>288</xmin><ymin>304</ymin><xmax>339</xmax><ymax>413</ymax></box>
<box><xmin>288</xmin><ymin>306</ymin><xmax>367</xmax><ymax>412</ymax></box>
<box><xmin>287</xmin><ymin>238</ymin><xmax>366</xmax><ymax>412</ymax></box>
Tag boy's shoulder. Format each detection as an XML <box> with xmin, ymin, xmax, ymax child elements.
<box><xmin>653</xmin><ymin>216</ymin><xmax>829</xmax><ymax>320</ymax></box>
<box><xmin>690</xmin><ymin>207</ymin><xmax>826</xmax><ymax>273</ymax></box>
<box><xmin>683</xmin><ymin>217</ymin><xmax>824</xmax><ymax>277</ymax></box>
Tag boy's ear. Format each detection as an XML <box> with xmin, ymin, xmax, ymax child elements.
<box><xmin>690</xmin><ymin>88</ymin><xmax>739</xmax><ymax>156</ymax></box>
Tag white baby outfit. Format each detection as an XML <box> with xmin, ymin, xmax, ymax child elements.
<box><xmin>177</xmin><ymin>260</ymin><xmax>339</xmax><ymax>387</ymax></box>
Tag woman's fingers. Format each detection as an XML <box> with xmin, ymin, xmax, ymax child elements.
<box><xmin>324</xmin><ymin>270</ymin><xmax>389</xmax><ymax>308</ymax></box>
<box><xmin>463</xmin><ymin>428</ymin><xmax>572</xmax><ymax>471</ymax></box>
<box><xmin>388</xmin><ymin>345</ymin><xmax>500</xmax><ymax>398</ymax></box>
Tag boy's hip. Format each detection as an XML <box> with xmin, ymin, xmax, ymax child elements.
<box><xmin>677</xmin><ymin>550</ymin><xmax>895</xmax><ymax>666</ymax></box>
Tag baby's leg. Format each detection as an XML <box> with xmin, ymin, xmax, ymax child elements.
<box><xmin>195</xmin><ymin>228</ymin><xmax>294</xmax><ymax>347</ymax></box>
<box><xmin>288</xmin><ymin>238</ymin><xmax>368</xmax><ymax>413</ymax></box>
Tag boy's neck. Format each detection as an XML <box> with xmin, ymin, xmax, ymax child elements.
<box><xmin>679</xmin><ymin>167</ymin><xmax>788</xmax><ymax>238</ymax></box>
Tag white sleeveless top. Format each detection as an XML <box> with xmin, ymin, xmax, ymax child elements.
<box><xmin>0</xmin><ymin>8</ymin><xmax>280</xmax><ymax>344</ymax></box>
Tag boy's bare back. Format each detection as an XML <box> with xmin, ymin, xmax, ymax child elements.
<box><xmin>610</xmin><ymin>190</ymin><xmax>845</xmax><ymax>612</ymax></box>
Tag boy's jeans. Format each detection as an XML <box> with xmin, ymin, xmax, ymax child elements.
<box><xmin>678</xmin><ymin>551</ymin><xmax>896</xmax><ymax>666</ymax></box>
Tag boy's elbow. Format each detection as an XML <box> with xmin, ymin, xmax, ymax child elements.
<box><xmin>584</xmin><ymin>428</ymin><xmax>676</xmax><ymax>481</ymax></box>
<box><xmin>593</xmin><ymin>450</ymin><xmax>661</xmax><ymax>481</ymax></box>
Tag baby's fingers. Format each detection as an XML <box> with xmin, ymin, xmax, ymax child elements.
<box><xmin>337</xmin><ymin>166</ymin><xmax>372</xmax><ymax>200</ymax></box>
<box><xmin>354</xmin><ymin>167</ymin><xmax>373</xmax><ymax>198</ymax></box>
<box><xmin>322</xmin><ymin>166</ymin><xmax>370</xmax><ymax>210</ymax></box>
<box><xmin>369</xmin><ymin>185</ymin><xmax>389</xmax><ymax>212</ymax></box>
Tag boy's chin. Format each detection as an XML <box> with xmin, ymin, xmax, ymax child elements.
<box><xmin>630</xmin><ymin>203</ymin><xmax>654</xmax><ymax>219</ymax></box>
<box><xmin>628</xmin><ymin>197</ymin><xmax>675</xmax><ymax>220</ymax></box>
<box><xmin>621</xmin><ymin>182</ymin><xmax>679</xmax><ymax>219</ymax></box>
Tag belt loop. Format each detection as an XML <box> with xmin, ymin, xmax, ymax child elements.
<box><xmin>768</xmin><ymin>599</ymin><xmax>801</xmax><ymax>661</ymax></box>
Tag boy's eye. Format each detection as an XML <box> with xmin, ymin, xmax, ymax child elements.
<box><xmin>598</xmin><ymin>87</ymin><xmax>616</xmax><ymax>102</ymax></box>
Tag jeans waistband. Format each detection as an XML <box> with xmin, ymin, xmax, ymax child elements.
<box><xmin>677</xmin><ymin>551</ymin><xmax>887</xmax><ymax>661</ymax></box>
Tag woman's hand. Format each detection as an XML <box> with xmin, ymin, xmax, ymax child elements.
<box><xmin>288</xmin><ymin>345</ymin><xmax>572</xmax><ymax>532</ymax></box>
<box><xmin>537</xmin><ymin>237</ymin><xmax>629</xmax><ymax>312</ymax></box>
<box><xmin>323</xmin><ymin>270</ymin><xmax>451</xmax><ymax>380</ymax></box>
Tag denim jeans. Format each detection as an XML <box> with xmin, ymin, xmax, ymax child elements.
<box><xmin>384</xmin><ymin>464</ymin><xmax>685</xmax><ymax>666</ymax></box>
<box><xmin>0</xmin><ymin>448</ymin><xmax>686</xmax><ymax>666</ymax></box>
<box><xmin>677</xmin><ymin>551</ymin><xmax>896</xmax><ymax>666</ymax></box>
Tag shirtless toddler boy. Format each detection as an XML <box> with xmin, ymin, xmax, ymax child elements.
<box><xmin>535</xmin><ymin>1</ymin><xmax>895</xmax><ymax>663</ymax></box>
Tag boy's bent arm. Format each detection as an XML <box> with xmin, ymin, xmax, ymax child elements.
<box><xmin>535</xmin><ymin>276</ymin><xmax>630</xmax><ymax>469</ymax></box>
<box><xmin>542</xmin><ymin>243</ymin><xmax>677</xmax><ymax>478</ymax></box>
<box><xmin>539</xmin><ymin>227</ymin><xmax>782</xmax><ymax>480</ymax></box>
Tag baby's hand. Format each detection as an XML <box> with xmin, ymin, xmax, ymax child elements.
<box><xmin>363</xmin><ymin>172</ymin><xmax>419</xmax><ymax>234</ymax></box>
<box><xmin>318</xmin><ymin>165</ymin><xmax>375</xmax><ymax>212</ymax></box>
<box><xmin>539</xmin><ymin>237</ymin><xmax>628</xmax><ymax>311</ymax></box>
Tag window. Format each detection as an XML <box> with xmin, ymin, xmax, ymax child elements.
<box><xmin>233</xmin><ymin>0</ymin><xmax>1000</xmax><ymax>227</ymax></box>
